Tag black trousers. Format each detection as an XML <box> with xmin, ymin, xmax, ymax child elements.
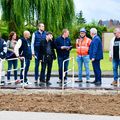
<box><xmin>40</xmin><ymin>55</ymin><xmax>53</xmax><ymax>82</ymax></box>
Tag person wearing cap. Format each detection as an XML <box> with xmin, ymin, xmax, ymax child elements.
<box><xmin>89</xmin><ymin>28</ymin><xmax>103</xmax><ymax>86</ymax></box>
<box><xmin>39</xmin><ymin>32</ymin><xmax>56</xmax><ymax>86</ymax></box>
<box><xmin>76</xmin><ymin>28</ymin><xmax>91</xmax><ymax>83</ymax></box>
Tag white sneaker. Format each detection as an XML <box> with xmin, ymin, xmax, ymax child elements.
<box><xmin>26</xmin><ymin>81</ymin><xmax>32</xmax><ymax>85</ymax></box>
<box><xmin>20</xmin><ymin>82</ymin><xmax>28</xmax><ymax>86</ymax></box>
<box><xmin>6</xmin><ymin>80</ymin><xmax>11</xmax><ymax>84</ymax></box>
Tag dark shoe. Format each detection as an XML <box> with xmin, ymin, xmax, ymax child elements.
<box><xmin>39</xmin><ymin>82</ymin><xmax>45</xmax><ymax>86</ymax></box>
<box><xmin>46</xmin><ymin>81</ymin><xmax>52</xmax><ymax>85</ymax></box>
<box><xmin>1</xmin><ymin>81</ymin><xmax>5</xmax><ymax>84</ymax></box>
<box><xmin>40</xmin><ymin>80</ymin><xmax>46</xmax><ymax>83</ymax></box>
<box><xmin>86</xmin><ymin>80</ymin><xmax>90</xmax><ymax>83</ymax></box>
<box><xmin>34</xmin><ymin>80</ymin><xmax>38</xmax><ymax>84</ymax></box>
<box><xmin>95</xmin><ymin>81</ymin><xmax>101</xmax><ymax>86</ymax></box>
<box><xmin>0</xmin><ymin>81</ymin><xmax>5</xmax><ymax>85</ymax></box>
<box><xmin>90</xmin><ymin>80</ymin><xmax>97</xmax><ymax>84</ymax></box>
<box><xmin>57</xmin><ymin>79</ymin><xmax>62</xmax><ymax>84</ymax></box>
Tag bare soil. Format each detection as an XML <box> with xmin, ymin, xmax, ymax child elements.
<box><xmin>0</xmin><ymin>93</ymin><xmax>120</xmax><ymax>116</ymax></box>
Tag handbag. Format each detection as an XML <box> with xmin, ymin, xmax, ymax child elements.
<box><xmin>6</xmin><ymin>50</ymin><xmax>16</xmax><ymax>59</ymax></box>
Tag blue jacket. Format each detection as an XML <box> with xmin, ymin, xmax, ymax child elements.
<box><xmin>89</xmin><ymin>35</ymin><xmax>103</xmax><ymax>60</ymax></box>
<box><xmin>34</xmin><ymin>30</ymin><xmax>46</xmax><ymax>51</ymax></box>
<box><xmin>19</xmin><ymin>37</ymin><xmax>32</xmax><ymax>60</ymax></box>
<box><xmin>55</xmin><ymin>36</ymin><xmax>72</xmax><ymax>58</ymax></box>
<box><xmin>0</xmin><ymin>38</ymin><xmax>7</xmax><ymax>59</ymax></box>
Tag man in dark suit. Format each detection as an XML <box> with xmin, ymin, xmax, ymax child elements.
<box><xmin>39</xmin><ymin>32</ymin><xmax>56</xmax><ymax>85</ymax></box>
<box><xmin>89</xmin><ymin>28</ymin><xmax>103</xmax><ymax>85</ymax></box>
<box><xmin>54</xmin><ymin>29</ymin><xmax>72</xmax><ymax>83</ymax></box>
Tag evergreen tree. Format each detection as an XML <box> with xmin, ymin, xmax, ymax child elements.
<box><xmin>76</xmin><ymin>10</ymin><xmax>86</xmax><ymax>24</ymax></box>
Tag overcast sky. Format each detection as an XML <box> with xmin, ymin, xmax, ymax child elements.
<box><xmin>74</xmin><ymin>0</ymin><xmax>120</xmax><ymax>23</ymax></box>
<box><xmin>1</xmin><ymin>0</ymin><xmax>120</xmax><ymax>23</ymax></box>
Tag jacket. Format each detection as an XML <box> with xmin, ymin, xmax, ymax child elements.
<box><xmin>40</xmin><ymin>39</ymin><xmax>56</xmax><ymax>61</ymax></box>
<box><xmin>55</xmin><ymin>36</ymin><xmax>72</xmax><ymax>58</ymax></box>
<box><xmin>19</xmin><ymin>37</ymin><xmax>32</xmax><ymax>60</ymax></box>
<box><xmin>34</xmin><ymin>31</ymin><xmax>46</xmax><ymax>51</ymax></box>
<box><xmin>109</xmin><ymin>37</ymin><xmax>120</xmax><ymax>59</ymax></box>
<box><xmin>89</xmin><ymin>35</ymin><xmax>103</xmax><ymax>60</ymax></box>
<box><xmin>0</xmin><ymin>38</ymin><xmax>7</xmax><ymax>59</ymax></box>
<box><xmin>76</xmin><ymin>36</ymin><xmax>91</xmax><ymax>56</ymax></box>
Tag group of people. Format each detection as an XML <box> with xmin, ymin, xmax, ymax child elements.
<box><xmin>76</xmin><ymin>27</ymin><xmax>120</xmax><ymax>86</ymax></box>
<box><xmin>76</xmin><ymin>28</ymin><xmax>103</xmax><ymax>86</ymax></box>
<box><xmin>0</xmin><ymin>23</ymin><xmax>72</xmax><ymax>86</ymax></box>
<box><xmin>0</xmin><ymin>23</ymin><xmax>119</xmax><ymax>86</ymax></box>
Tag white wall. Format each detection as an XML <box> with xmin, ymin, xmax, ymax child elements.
<box><xmin>102</xmin><ymin>32</ymin><xmax>114</xmax><ymax>51</ymax></box>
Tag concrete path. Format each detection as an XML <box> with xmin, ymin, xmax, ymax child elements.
<box><xmin>0</xmin><ymin>111</ymin><xmax>120</xmax><ymax>120</ymax></box>
<box><xmin>1</xmin><ymin>77</ymin><xmax>118</xmax><ymax>90</ymax></box>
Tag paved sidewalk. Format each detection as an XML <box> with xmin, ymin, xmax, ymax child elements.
<box><xmin>0</xmin><ymin>111</ymin><xmax>120</xmax><ymax>120</ymax></box>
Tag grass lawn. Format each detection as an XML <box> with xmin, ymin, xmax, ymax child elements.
<box><xmin>3</xmin><ymin>49</ymin><xmax>112</xmax><ymax>72</ymax></box>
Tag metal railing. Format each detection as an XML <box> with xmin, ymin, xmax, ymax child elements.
<box><xmin>0</xmin><ymin>57</ymin><xmax>25</xmax><ymax>88</ymax></box>
<box><xmin>62</xmin><ymin>57</ymin><xmax>75</xmax><ymax>90</ymax></box>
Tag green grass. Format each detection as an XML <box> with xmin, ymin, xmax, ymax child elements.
<box><xmin>3</xmin><ymin>49</ymin><xmax>112</xmax><ymax>72</ymax></box>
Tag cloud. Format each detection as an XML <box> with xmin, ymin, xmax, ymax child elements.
<box><xmin>74</xmin><ymin>0</ymin><xmax>120</xmax><ymax>22</ymax></box>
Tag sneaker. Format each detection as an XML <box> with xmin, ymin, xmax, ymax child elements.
<box><xmin>75</xmin><ymin>79</ymin><xmax>83</xmax><ymax>83</ymax></box>
<box><xmin>34</xmin><ymin>80</ymin><xmax>38</xmax><ymax>84</ymax></box>
<box><xmin>111</xmin><ymin>81</ymin><xmax>117</xmax><ymax>86</ymax></box>
<box><xmin>15</xmin><ymin>80</ymin><xmax>21</xmax><ymax>84</ymax></box>
<box><xmin>57</xmin><ymin>79</ymin><xmax>62</xmax><ymax>84</ymax></box>
<box><xmin>20</xmin><ymin>82</ymin><xmax>28</xmax><ymax>86</ymax></box>
<box><xmin>6</xmin><ymin>80</ymin><xmax>11</xmax><ymax>84</ymax></box>
<box><xmin>26</xmin><ymin>81</ymin><xmax>32</xmax><ymax>85</ymax></box>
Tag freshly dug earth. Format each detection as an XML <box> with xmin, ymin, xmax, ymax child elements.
<box><xmin>0</xmin><ymin>93</ymin><xmax>120</xmax><ymax>116</ymax></box>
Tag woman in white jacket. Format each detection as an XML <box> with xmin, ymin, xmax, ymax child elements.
<box><xmin>109</xmin><ymin>28</ymin><xmax>120</xmax><ymax>86</ymax></box>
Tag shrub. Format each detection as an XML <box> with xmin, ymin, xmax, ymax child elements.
<box><xmin>70</xmin><ymin>24</ymin><xmax>107</xmax><ymax>47</ymax></box>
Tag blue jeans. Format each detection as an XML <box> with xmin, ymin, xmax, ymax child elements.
<box><xmin>76</xmin><ymin>55</ymin><xmax>90</xmax><ymax>80</ymax></box>
<box><xmin>20</xmin><ymin>58</ymin><xmax>30</xmax><ymax>82</ymax></box>
<box><xmin>112</xmin><ymin>59</ymin><xmax>120</xmax><ymax>81</ymax></box>
<box><xmin>57</xmin><ymin>56</ymin><xmax>69</xmax><ymax>80</ymax></box>
<box><xmin>7</xmin><ymin>60</ymin><xmax>18</xmax><ymax>80</ymax></box>
<box><xmin>92</xmin><ymin>60</ymin><xmax>102</xmax><ymax>82</ymax></box>
<box><xmin>34</xmin><ymin>52</ymin><xmax>41</xmax><ymax>81</ymax></box>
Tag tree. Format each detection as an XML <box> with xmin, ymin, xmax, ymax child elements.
<box><xmin>76</xmin><ymin>10</ymin><xmax>86</xmax><ymax>24</ymax></box>
<box><xmin>0</xmin><ymin>0</ymin><xmax>75</xmax><ymax>35</ymax></box>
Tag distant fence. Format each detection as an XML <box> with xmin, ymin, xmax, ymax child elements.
<box><xmin>102</xmin><ymin>32</ymin><xmax>114</xmax><ymax>51</ymax></box>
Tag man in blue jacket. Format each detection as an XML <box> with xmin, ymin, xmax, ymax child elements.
<box><xmin>14</xmin><ymin>31</ymin><xmax>32</xmax><ymax>85</ymax></box>
<box><xmin>89</xmin><ymin>28</ymin><xmax>103</xmax><ymax>85</ymax></box>
<box><xmin>31</xmin><ymin>23</ymin><xmax>46</xmax><ymax>84</ymax></box>
<box><xmin>0</xmin><ymin>33</ymin><xmax>7</xmax><ymax>84</ymax></box>
<box><xmin>55</xmin><ymin>29</ymin><xmax>72</xmax><ymax>83</ymax></box>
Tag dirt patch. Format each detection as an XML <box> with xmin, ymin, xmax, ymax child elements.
<box><xmin>0</xmin><ymin>93</ymin><xmax>120</xmax><ymax>116</ymax></box>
